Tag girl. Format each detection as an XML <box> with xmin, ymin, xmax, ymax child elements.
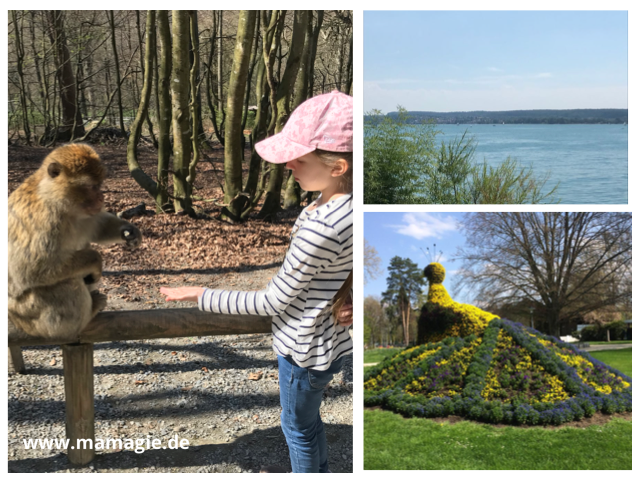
<box><xmin>160</xmin><ymin>90</ymin><xmax>353</xmax><ymax>473</ymax></box>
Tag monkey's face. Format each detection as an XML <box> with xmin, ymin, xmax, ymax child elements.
<box><xmin>74</xmin><ymin>181</ymin><xmax>105</xmax><ymax>216</ymax></box>
<box><xmin>46</xmin><ymin>165</ymin><xmax>105</xmax><ymax>216</ymax></box>
<box><xmin>41</xmin><ymin>144</ymin><xmax>107</xmax><ymax>216</ymax></box>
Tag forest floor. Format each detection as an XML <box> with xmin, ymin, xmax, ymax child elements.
<box><xmin>7</xmin><ymin>141</ymin><xmax>353</xmax><ymax>473</ymax></box>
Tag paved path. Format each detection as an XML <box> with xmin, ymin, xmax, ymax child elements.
<box><xmin>583</xmin><ymin>343</ymin><xmax>632</xmax><ymax>352</ymax></box>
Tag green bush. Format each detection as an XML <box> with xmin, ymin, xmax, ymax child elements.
<box><xmin>580</xmin><ymin>321</ymin><xmax>628</xmax><ymax>341</ymax></box>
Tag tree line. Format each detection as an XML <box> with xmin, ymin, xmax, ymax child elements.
<box><xmin>8</xmin><ymin>10</ymin><xmax>353</xmax><ymax>218</ymax></box>
<box><xmin>381</xmin><ymin>108</ymin><xmax>629</xmax><ymax>124</ymax></box>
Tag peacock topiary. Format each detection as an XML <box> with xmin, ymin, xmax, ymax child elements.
<box><xmin>364</xmin><ymin>263</ymin><xmax>632</xmax><ymax>426</ymax></box>
<box><xmin>418</xmin><ymin>262</ymin><xmax>497</xmax><ymax>343</ymax></box>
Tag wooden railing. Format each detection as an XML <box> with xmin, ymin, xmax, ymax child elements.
<box><xmin>8</xmin><ymin>308</ymin><xmax>271</xmax><ymax>465</ymax></box>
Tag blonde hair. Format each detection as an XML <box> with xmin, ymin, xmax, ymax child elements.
<box><xmin>315</xmin><ymin>149</ymin><xmax>353</xmax><ymax>323</ymax></box>
<box><xmin>315</xmin><ymin>149</ymin><xmax>353</xmax><ymax>193</ymax></box>
<box><xmin>332</xmin><ymin>271</ymin><xmax>353</xmax><ymax>324</ymax></box>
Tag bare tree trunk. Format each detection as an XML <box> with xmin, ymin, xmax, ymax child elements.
<box><xmin>283</xmin><ymin>171</ymin><xmax>301</xmax><ymax>209</ymax></box>
<box><xmin>45</xmin><ymin>10</ymin><xmax>85</xmax><ymax>141</ymax></box>
<box><xmin>345</xmin><ymin>30</ymin><xmax>353</xmax><ymax>95</ymax></box>
<box><xmin>187</xmin><ymin>12</ymin><xmax>206</xmax><ymax>146</ymax></box>
<box><xmin>293</xmin><ymin>12</ymin><xmax>314</xmax><ymax>109</ymax></box>
<box><xmin>243</xmin><ymin>56</ymin><xmax>268</xmax><ymax>197</ymax></box>
<box><xmin>307</xmin><ymin>11</ymin><xmax>324</xmax><ymax>98</ymax></box>
<box><xmin>217</xmin><ymin>11</ymin><xmax>224</xmax><ymax>112</ymax></box>
<box><xmin>156</xmin><ymin>10</ymin><xmax>172</xmax><ymax>212</ymax></box>
<box><xmin>30</xmin><ymin>11</ymin><xmax>51</xmax><ymax>139</ymax></box>
<box><xmin>240</xmin><ymin>14</ymin><xmax>261</xmax><ymax>160</ymax></box>
<box><xmin>108</xmin><ymin>11</ymin><xmax>125</xmax><ymax>135</ymax></box>
<box><xmin>205</xmin><ymin>11</ymin><xmax>224</xmax><ymax>145</ymax></box>
<box><xmin>104</xmin><ymin>64</ymin><xmax>115</xmax><ymax>126</ymax></box>
<box><xmin>187</xmin><ymin>11</ymin><xmax>201</xmax><ymax>196</ymax></box>
<box><xmin>222</xmin><ymin>11</ymin><xmax>256</xmax><ymax>222</ymax></box>
<box><xmin>171</xmin><ymin>10</ymin><xmax>193</xmax><ymax>215</ymax></box>
<box><xmin>136</xmin><ymin>11</ymin><xmax>158</xmax><ymax>148</ymax></box>
<box><xmin>11</xmin><ymin>11</ymin><xmax>31</xmax><ymax>144</ymax></box>
<box><xmin>126</xmin><ymin>11</ymin><xmax>160</xmax><ymax>202</ymax></box>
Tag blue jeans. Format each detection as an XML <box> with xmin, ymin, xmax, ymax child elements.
<box><xmin>277</xmin><ymin>355</ymin><xmax>345</xmax><ymax>473</ymax></box>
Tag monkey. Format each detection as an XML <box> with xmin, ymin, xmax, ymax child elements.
<box><xmin>8</xmin><ymin>143</ymin><xmax>143</xmax><ymax>338</ymax></box>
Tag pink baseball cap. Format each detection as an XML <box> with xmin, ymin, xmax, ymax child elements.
<box><xmin>255</xmin><ymin>90</ymin><xmax>353</xmax><ymax>164</ymax></box>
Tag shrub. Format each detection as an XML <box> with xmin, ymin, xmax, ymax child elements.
<box><xmin>580</xmin><ymin>321</ymin><xmax>628</xmax><ymax>341</ymax></box>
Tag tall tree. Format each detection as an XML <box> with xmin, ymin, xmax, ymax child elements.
<box><xmin>11</xmin><ymin>11</ymin><xmax>31</xmax><ymax>144</ymax></box>
<box><xmin>107</xmin><ymin>11</ymin><xmax>126</xmax><ymax>135</ymax></box>
<box><xmin>457</xmin><ymin>212</ymin><xmax>632</xmax><ymax>336</ymax></box>
<box><xmin>135</xmin><ymin>11</ymin><xmax>158</xmax><ymax>148</ymax></box>
<box><xmin>186</xmin><ymin>10</ymin><xmax>202</xmax><ymax>199</ymax></box>
<box><xmin>125</xmin><ymin>11</ymin><xmax>161</xmax><ymax>206</ymax></box>
<box><xmin>382</xmin><ymin>256</ymin><xmax>427</xmax><ymax>346</ymax></box>
<box><xmin>306</xmin><ymin>11</ymin><xmax>324</xmax><ymax>98</ymax></box>
<box><xmin>221</xmin><ymin>11</ymin><xmax>256</xmax><ymax>221</ymax></box>
<box><xmin>45</xmin><ymin>10</ymin><xmax>85</xmax><ymax>141</ymax></box>
<box><xmin>156</xmin><ymin>10</ymin><xmax>172</xmax><ymax>212</ymax></box>
<box><xmin>171</xmin><ymin>10</ymin><xmax>193</xmax><ymax>214</ymax></box>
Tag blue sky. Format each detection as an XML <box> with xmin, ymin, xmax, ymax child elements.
<box><xmin>364</xmin><ymin>212</ymin><xmax>475</xmax><ymax>304</ymax></box>
<box><xmin>364</xmin><ymin>11</ymin><xmax>628</xmax><ymax>113</ymax></box>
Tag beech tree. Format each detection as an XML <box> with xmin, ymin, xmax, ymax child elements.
<box><xmin>45</xmin><ymin>10</ymin><xmax>85</xmax><ymax>141</ymax></box>
<box><xmin>222</xmin><ymin>11</ymin><xmax>256</xmax><ymax>221</ymax></box>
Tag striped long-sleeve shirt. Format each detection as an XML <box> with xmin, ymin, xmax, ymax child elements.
<box><xmin>198</xmin><ymin>193</ymin><xmax>353</xmax><ymax>371</ymax></box>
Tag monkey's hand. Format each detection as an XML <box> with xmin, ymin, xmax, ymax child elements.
<box><xmin>121</xmin><ymin>224</ymin><xmax>142</xmax><ymax>248</ymax></box>
<box><xmin>90</xmin><ymin>291</ymin><xmax>108</xmax><ymax>317</ymax></box>
<box><xmin>75</xmin><ymin>248</ymin><xmax>103</xmax><ymax>283</ymax></box>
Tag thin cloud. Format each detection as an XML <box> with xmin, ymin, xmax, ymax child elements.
<box><xmin>487</xmin><ymin>67</ymin><xmax>503</xmax><ymax>72</ymax></box>
<box><xmin>387</xmin><ymin>213</ymin><xmax>458</xmax><ymax>240</ymax></box>
<box><xmin>535</xmin><ymin>72</ymin><xmax>553</xmax><ymax>78</ymax></box>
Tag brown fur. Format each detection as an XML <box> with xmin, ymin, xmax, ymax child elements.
<box><xmin>8</xmin><ymin>144</ymin><xmax>142</xmax><ymax>338</ymax></box>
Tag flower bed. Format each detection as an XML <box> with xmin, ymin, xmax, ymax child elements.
<box><xmin>364</xmin><ymin>318</ymin><xmax>632</xmax><ymax>426</ymax></box>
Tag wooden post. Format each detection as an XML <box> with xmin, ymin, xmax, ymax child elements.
<box><xmin>8</xmin><ymin>346</ymin><xmax>25</xmax><ymax>374</ymax></box>
<box><xmin>62</xmin><ymin>343</ymin><xmax>95</xmax><ymax>465</ymax></box>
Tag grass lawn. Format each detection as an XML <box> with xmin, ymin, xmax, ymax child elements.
<box><xmin>590</xmin><ymin>348</ymin><xmax>632</xmax><ymax>376</ymax></box>
<box><xmin>364</xmin><ymin>410</ymin><xmax>632</xmax><ymax>470</ymax></box>
<box><xmin>364</xmin><ymin>348</ymin><xmax>404</xmax><ymax>364</ymax></box>
<box><xmin>364</xmin><ymin>346</ymin><xmax>632</xmax><ymax>469</ymax></box>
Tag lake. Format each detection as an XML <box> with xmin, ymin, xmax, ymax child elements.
<box><xmin>436</xmin><ymin>124</ymin><xmax>628</xmax><ymax>204</ymax></box>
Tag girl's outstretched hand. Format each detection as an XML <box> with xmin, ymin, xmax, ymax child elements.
<box><xmin>160</xmin><ymin>286</ymin><xmax>206</xmax><ymax>303</ymax></box>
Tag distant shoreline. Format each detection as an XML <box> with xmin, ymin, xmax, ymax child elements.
<box><xmin>371</xmin><ymin>108</ymin><xmax>628</xmax><ymax>125</ymax></box>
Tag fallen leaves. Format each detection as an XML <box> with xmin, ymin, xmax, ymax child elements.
<box><xmin>248</xmin><ymin>372</ymin><xmax>263</xmax><ymax>381</ymax></box>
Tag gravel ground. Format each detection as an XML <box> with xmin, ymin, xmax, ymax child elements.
<box><xmin>8</xmin><ymin>268</ymin><xmax>353</xmax><ymax>473</ymax></box>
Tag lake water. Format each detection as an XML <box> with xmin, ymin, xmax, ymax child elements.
<box><xmin>436</xmin><ymin>124</ymin><xmax>628</xmax><ymax>204</ymax></box>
